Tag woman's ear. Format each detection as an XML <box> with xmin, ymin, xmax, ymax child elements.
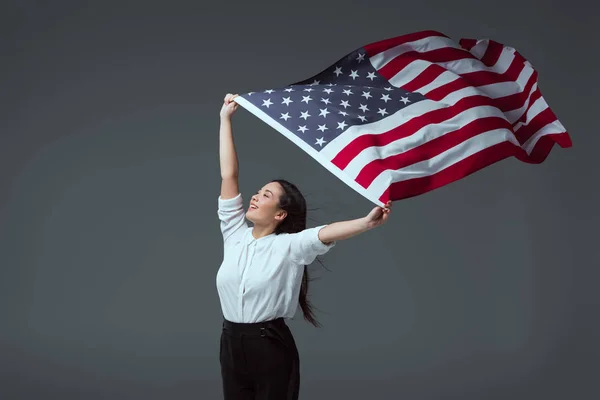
<box><xmin>275</xmin><ymin>209</ymin><xmax>287</xmax><ymax>222</ymax></box>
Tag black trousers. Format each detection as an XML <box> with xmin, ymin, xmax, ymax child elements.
<box><xmin>219</xmin><ymin>317</ymin><xmax>300</xmax><ymax>400</ymax></box>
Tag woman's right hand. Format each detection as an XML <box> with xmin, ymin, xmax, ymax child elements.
<box><xmin>220</xmin><ymin>93</ymin><xmax>239</xmax><ymax>120</ymax></box>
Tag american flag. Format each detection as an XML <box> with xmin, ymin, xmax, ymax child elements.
<box><xmin>233</xmin><ymin>30</ymin><xmax>572</xmax><ymax>206</ymax></box>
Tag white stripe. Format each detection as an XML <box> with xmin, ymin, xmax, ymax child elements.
<box><xmin>427</xmin><ymin>66</ymin><xmax>536</xmax><ymax>121</ymax></box>
<box><xmin>367</xmin><ymin>128</ymin><xmax>520</xmax><ymax>198</ymax></box>
<box><xmin>523</xmin><ymin>121</ymin><xmax>566</xmax><ymax>154</ymax></box>
<box><xmin>426</xmin><ymin>58</ymin><xmax>534</xmax><ymax>106</ymax></box>
<box><xmin>513</xmin><ymin>95</ymin><xmax>547</xmax><ymax>132</ymax></box>
<box><xmin>504</xmin><ymin>79</ymin><xmax>538</xmax><ymax>123</ymax></box>
<box><xmin>319</xmin><ymin>99</ymin><xmax>443</xmax><ymax>159</ymax></box>
<box><xmin>475</xmin><ymin>63</ymin><xmax>534</xmax><ymax>100</ymax></box>
<box><xmin>343</xmin><ymin>105</ymin><xmax>510</xmax><ymax>180</ymax></box>
<box><xmin>233</xmin><ymin>96</ymin><xmax>386</xmax><ymax>207</ymax></box>
<box><xmin>386</xmin><ymin>59</ymin><xmax>432</xmax><ymax>88</ymax></box>
<box><xmin>384</xmin><ymin>44</ymin><xmax>516</xmax><ymax>93</ymax></box>
<box><xmin>413</xmin><ymin>70</ymin><xmax>460</xmax><ymax>95</ymax></box>
<box><xmin>467</xmin><ymin>40</ymin><xmax>489</xmax><ymax>59</ymax></box>
<box><xmin>440</xmin><ymin>46</ymin><xmax>516</xmax><ymax>75</ymax></box>
<box><xmin>369</xmin><ymin>35</ymin><xmax>461</xmax><ymax>70</ymax></box>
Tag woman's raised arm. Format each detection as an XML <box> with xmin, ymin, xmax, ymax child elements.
<box><xmin>219</xmin><ymin>93</ymin><xmax>240</xmax><ymax>200</ymax></box>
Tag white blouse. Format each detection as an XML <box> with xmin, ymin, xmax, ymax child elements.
<box><xmin>215</xmin><ymin>193</ymin><xmax>336</xmax><ymax>323</ymax></box>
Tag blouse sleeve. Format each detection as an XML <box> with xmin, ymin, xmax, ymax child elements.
<box><xmin>287</xmin><ymin>225</ymin><xmax>336</xmax><ymax>265</ymax></box>
<box><xmin>217</xmin><ymin>193</ymin><xmax>248</xmax><ymax>244</ymax></box>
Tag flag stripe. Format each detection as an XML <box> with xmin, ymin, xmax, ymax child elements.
<box><xmin>378</xmin><ymin>47</ymin><xmax>478</xmax><ymax>81</ymax></box>
<box><xmin>331</xmin><ymin>95</ymin><xmax>514</xmax><ymax>170</ymax></box>
<box><xmin>381</xmin><ymin>38</ymin><xmax>516</xmax><ymax>88</ymax></box>
<box><xmin>381</xmin><ymin>140</ymin><xmax>519</xmax><ymax>201</ymax></box>
<box><xmin>480</xmin><ymin>40</ymin><xmax>506</xmax><ymax>66</ymax></box>
<box><xmin>364</xmin><ymin>30</ymin><xmax>449</xmax><ymax>56</ymax></box>
<box><xmin>515</xmin><ymin>107</ymin><xmax>558</xmax><ymax>145</ymax></box>
<box><xmin>399</xmin><ymin>63</ymin><xmax>447</xmax><ymax>93</ymax></box>
<box><xmin>355</xmin><ymin>116</ymin><xmax>513</xmax><ymax>188</ymax></box>
<box><xmin>368</xmin><ymin>128</ymin><xmax>519</xmax><ymax>200</ymax></box>
<box><xmin>522</xmin><ymin>132</ymin><xmax>571</xmax><ymax>163</ymax></box>
<box><xmin>341</xmin><ymin>105</ymin><xmax>509</xmax><ymax>181</ymax></box>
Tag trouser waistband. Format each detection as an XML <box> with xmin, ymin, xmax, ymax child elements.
<box><xmin>222</xmin><ymin>317</ymin><xmax>289</xmax><ymax>343</ymax></box>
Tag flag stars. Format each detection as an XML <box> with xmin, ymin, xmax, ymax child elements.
<box><xmin>240</xmin><ymin>55</ymin><xmax>428</xmax><ymax>153</ymax></box>
<box><xmin>356</xmin><ymin>53</ymin><xmax>365</xmax><ymax>62</ymax></box>
<box><xmin>319</xmin><ymin>108</ymin><xmax>330</xmax><ymax>117</ymax></box>
<box><xmin>300</xmin><ymin>111</ymin><xmax>311</xmax><ymax>120</ymax></box>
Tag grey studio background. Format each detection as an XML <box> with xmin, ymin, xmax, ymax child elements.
<box><xmin>1</xmin><ymin>0</ymin><xmax>598</xmax><ymax>399</ymax></box>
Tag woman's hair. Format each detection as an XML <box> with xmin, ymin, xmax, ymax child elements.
<box><xmin>271</xmin><ymin>179</ymin><xmax>322</xmax><ymax>327</ymax></box>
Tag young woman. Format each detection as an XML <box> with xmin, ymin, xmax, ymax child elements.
<box><xmin>216</xmin><ymin>93</ymin><xmax>392</xmax><ymax>400</ymax></box>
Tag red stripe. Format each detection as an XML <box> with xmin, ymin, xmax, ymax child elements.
<box><xmin>425</xmin><ymin>78</ymin><xmax>469</xmax><ymax>101</ymax></box>
<box><xmin>460</xmin><ymin>54</ymin><xmax>526</xmax><ymax>86</ymax></box>
<box><xmin>492</xmin><ymin>70</ymin><xmax>538</xmax><ymax>113</ymax></box>
<box><xmin>514</xmin><ymin>108</ymin><xmax>557</xmax><ymax>145</ymax></box>
<box><xmin>364</xmin><ymin>30</ymin><xmax>448</xmax><ymax>57</ymax></box>
<box><xmin>401</xmin><ymin>64</ymin><xmax>447</xmax><ymax>93</ymax></box>
<box><xmin>513</xmin><ymin>86</ymin><xmax>543</xmax><ymax>127</ymax></box>
<box><xmin>425</xmin><ymin>69</ymin><xmax>538</xmax><ymax>120</ymax></box>
<box><xmin>331</xmin><ymin>95</ymin><xmax>511</xmax><ymax>170</ymax></box>
<box><xmin>378</xmin><ymin>47</ymin><xmax>477</xmax><ymax>80</ymax></box>
<box><xmin>480</xmin><ymin>40</ymin><xmax>505</xmax><ymax>67</ymax></box>
<box><xmin>425</xmin><ymin>58</ymin><xmax>532</xmax><ymax>103</ymax></box>
<box><xmin>458</xmin><ymin>38</ymin><xmax>505</xmax><ymax>67</ymax></box>
<box><xmin>379</xmin><ymin>141</ymin><xmax>519</xmax><ymax>202</ymax></box>
<box><xmin>355</xmin><ymin>116</ymin><xmax>513</xmax><ymax>188</ymax></box>
<box><xmin>519</xmin><ymin>132</ymin><xmax>572</xmax><ymax>164</ymax></box>
<box><xmin>459</xmin><ymin>38</ymin><xmax>477</xmax><ymax>51</ymax></box>
<box><xmin>378</xmin><ymin>131</ymin><xmax>571</xmax><ymax>202</ymax></box>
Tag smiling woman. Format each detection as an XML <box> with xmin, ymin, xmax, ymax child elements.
<box><xmin>215</xmin><ymin>93</ymin><xmax>392</xmax><ymax>400</ymax></box>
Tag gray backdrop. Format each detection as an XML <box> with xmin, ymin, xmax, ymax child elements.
<box><xmin>2</xmin><ymin>0</ymin><xmax>598</xmax><ymax>399</ymax></box>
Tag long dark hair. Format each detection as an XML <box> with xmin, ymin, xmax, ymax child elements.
<box><xmin>271</xmin><ymin>179</ymin><xmax>322</xmax><ymax>327</ymax></box>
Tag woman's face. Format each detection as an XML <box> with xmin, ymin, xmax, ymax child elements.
<box><xmin>245</xmin><ymin>181</ymin><xmax>287</xmax><ymax>225</ymax></box>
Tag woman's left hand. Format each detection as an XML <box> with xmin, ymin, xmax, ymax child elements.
<box><xmin>364</xmin><ymin>200</ymin><xmax>392</xmax><ymax>229</ymax></box>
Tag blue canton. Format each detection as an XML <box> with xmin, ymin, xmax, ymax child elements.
<box><xmin>240</xmin><ymin>47</ymin><xmax>427</xmax><ymax>151</ymax></box>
